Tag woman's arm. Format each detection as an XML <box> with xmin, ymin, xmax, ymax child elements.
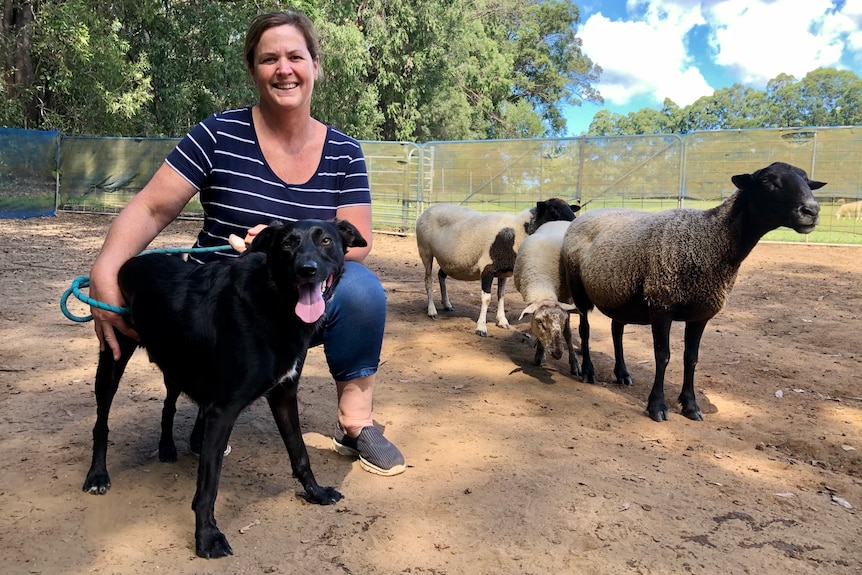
<box><xmin>335</xmin><ymin>204</ymin><xmax>373</xmax><ymax>263</ymax></box>
<box><xmin>89</xmin><ymin>163</ymin><xmax>198</xmax><ymax>360</ymax></box>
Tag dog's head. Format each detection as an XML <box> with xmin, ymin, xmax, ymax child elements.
<box><xmin>247</xmin><ymin>219</ymin><xmax>367</xmax><ymax>324</ymax></box>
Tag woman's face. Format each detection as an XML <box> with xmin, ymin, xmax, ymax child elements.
<box><xmin>252</xmin><ymin>24</ymin><xmax>319</xmax><ymax>113</ymax></box>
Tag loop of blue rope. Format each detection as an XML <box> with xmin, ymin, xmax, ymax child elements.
<box><xmin>59</xmin><ymin>245</ymin><xmax>232</xmax><ymax>323</ymax></box>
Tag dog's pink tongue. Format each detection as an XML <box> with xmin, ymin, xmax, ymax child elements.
<box><xmin>296</xmin><ymin>283</ymin><xmax>325</xmax><ymax>323</ymax></box>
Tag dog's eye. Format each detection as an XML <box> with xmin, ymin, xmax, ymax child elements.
<box><xmin>321</xmin><ymin>237</ymin><xmax>332</xmax><ymax>246</ymax></box>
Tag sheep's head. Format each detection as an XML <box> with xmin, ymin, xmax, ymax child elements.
<box><xmin>519</xmin><ymin>300</ymin><xmax>577</xmax><ymax>360</ymax></box>
<box><xmin>731</xmin><ymin>162</ymin><xmax>825</xmax><ymax>234</ymax></box>
<box><xmin>527</xmin><ymin>198</ymin><xmax>581</xmax><ymax>233</ymax></box>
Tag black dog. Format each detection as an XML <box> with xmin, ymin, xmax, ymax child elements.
<box><xmin>82</xmin><ymin>219</ymin><xmax>365</xmax><ymax>558</ymax></box>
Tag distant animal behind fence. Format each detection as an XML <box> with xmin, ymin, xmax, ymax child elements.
<box><xmin>835</xmin><ymin>200</ymin><xmax>862</xmax><ymax>220</ymax></box>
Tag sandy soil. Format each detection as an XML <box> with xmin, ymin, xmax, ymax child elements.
<box><xmin>1</xmin><ymin>213</ymin><xmax>860</xmax><ymax>575</ymax></box>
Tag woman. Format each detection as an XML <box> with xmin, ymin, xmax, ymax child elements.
<box><xmin>88</xmin><ymin>11</ymin><xmax>405</xmax><ymax>476</ymax></box>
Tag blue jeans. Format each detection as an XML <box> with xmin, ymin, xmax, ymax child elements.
<box><xmin>310</xmin><ymin>261</ymin><xmax>387</xmax><ymax>381</ymax></box>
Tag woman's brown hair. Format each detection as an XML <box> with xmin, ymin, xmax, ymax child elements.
<box><xmin>244</xmin><ymin>11</ymin><xmax>320</xmax><ymax>71</ymax></box>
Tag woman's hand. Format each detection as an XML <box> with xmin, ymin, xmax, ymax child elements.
<box><xmin>228</xmin><ymin>223</ymin><xmax>268</xmax><ymax>253</ymax></box>
<box><xmin>89</xmin><ymin>276</ymin><xmax>139</xmax><ymax>361</ymax></box>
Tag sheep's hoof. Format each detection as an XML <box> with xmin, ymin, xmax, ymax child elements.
<box><xmin>682</xmin><ymin>407</ymin><xmax>704</xmax><ymax>421</ymax></box>
<box><xmin>615</xmin><ymin>375</ymin><xmax>633</xmax><ymax>386</ymax></box>
<box><xmin>476</xmin><ymin>330</ymin><xmax>487</xmax><ymax>337</ymax></box>
<box><xmin>582</xmin><ymin>373</ymin><xmax>597</xmax><ymax>384</ymax></box>
<box><xmin>647</xmin><ymin>406</ymin><xmax>669</xmax><ymax>422</ymax></box>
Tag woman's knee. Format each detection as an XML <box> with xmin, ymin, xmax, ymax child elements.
<box><xmin>330</xmin><ymin>262</ymin><xmax>387</xmax><ymax>320</ymax></box>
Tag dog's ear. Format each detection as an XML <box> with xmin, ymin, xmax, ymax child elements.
<box><xmin>334</xmin><ymin>219</ymin><xmax>368</xmax><ymax>250</ymax></box>
<box><xmin>247</xmin><ymin>221</ymin><xmax>285</xmax><ymax>253</ymax></box>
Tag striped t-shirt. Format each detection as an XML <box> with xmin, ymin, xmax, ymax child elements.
<box><xmin>165</xmin><ymin>106</ymin><xmax>371</xmax><ymax>262</ymax></box>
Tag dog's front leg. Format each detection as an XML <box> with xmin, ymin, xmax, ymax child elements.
<box><xmin>83</xmin><ymin>333</ymin><xmax>137</xmax><ymax>494</ymax></box>
<box><xmin>191</xmin><ymin>404</ymin><xmax>239</xmax><ymax>559</ymax></box>
<box><xmin>267</xmin><ymin>381</ymin><xmax>343</xmax><ymax>505</ymax></box>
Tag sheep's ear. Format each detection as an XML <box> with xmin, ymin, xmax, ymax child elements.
<box><xmin>730</xmin><ymin>173</ymin><xmax>754</xmax><ymax>191</ymax></box>
<box><xmin>559</xmin><ymin>302</ymin><xmax>578</xmax><ymax>312</ymax></box>
<box><xmin>570</xmin><ymin>202</ymin><xmax>582</xmax><ymax>213</ymax></box>
<box><xmin>807</xmin><ymin>179</ymin><xmax>827</xmax><ymax>190</ymax></box>
<box><xmin>534</xmin><ymin>201</ymin><xmax>547</xmax><ymax>219</ymax></box>
<box><xmin>519</xmin><ymin>303</ymin><xmax>539</xmax><ymax>320</ymax></box>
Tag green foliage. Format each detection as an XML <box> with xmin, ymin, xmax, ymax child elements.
<box><xmin>28</xmin><ymin>0</ymin><xmax>153</xmax><ymax>134</ymax></box>
<box><xmin>589</xmin><ymin>68</ymin><xmax>862</xmax><ymax>136</ymax></box>
<box><xmin>313</xmin><ymin>19</ymin><xmax>384</xmax><ymax>139</ymax></box>
<box><xmin>2</xmin><ymin>0</ymin><xmax>601</xmax><ymax>139</ymax></box>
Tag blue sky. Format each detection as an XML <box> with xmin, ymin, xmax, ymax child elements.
<box><xmin>564</xmin><ymin>0</ymin><xmax>862</xmax><ymax>135</ymax></box>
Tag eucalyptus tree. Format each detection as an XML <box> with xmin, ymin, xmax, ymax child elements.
<box><xmin>2</xmin><ymin>0</ymin><xmax>152</xmax><ymax>134</ymax></box>
<box><xmin>325</xmin><ymin>0</ymin><xmax>601</xmax><ymax>141</ymax></box>
<box><xmin>793</xmin><ymin>68</ymin><xmax>862</xmax><ymax>127</ymax></box>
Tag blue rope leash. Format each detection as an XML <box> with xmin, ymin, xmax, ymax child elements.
<box><xmin>59</xmin><ymin>245</ymin><xmax>233</xmax><ymax>323</ymax></box>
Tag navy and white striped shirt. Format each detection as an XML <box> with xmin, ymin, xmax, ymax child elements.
<box><xmin>166</xmin><ymin>107</ymin><xmax>371</xmax><ymax>262</ymax></box>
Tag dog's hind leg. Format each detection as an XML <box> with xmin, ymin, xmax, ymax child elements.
<box><xmin>83</xmin><ymin>333</ymin><xmax>137</xmax><ymax>495</ymax></box>
<box><xmin>267</xmin><ymin>379</ymin><xmax>343</xmax><ymax>505</ymax></box>
<box><xmin>158</xmin><ymin>378</ymin><xmax>182</xmax><ymax>462</ymax></box>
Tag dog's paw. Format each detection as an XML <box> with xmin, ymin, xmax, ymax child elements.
<box><xmin>195</xmin><ymin>529</ymin><xmax>233</xmax><ymax>559</ymax></box>
<box><xmin>301</xmin><ymin>485</ymin><xmax>343</xmax><ymax>505</ymax></box>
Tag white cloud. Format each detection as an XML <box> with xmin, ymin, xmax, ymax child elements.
<box><xmin>707</xmin><ymin>0</ymin><xmax>846</xmax><ymax>84</ymax></box>
<box><xmin>579</xmin><ymin>3</ymin><xmax>713</xmax><ymax>107</ymax></box>
<box><xmin>577</xmin><ymin>0</ymin><xmax>861</xmax><ymax>110</ymax></box>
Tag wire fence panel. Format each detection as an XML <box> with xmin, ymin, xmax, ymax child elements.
<box><xmin>57</xmin><ymin>136</ymin><xmax>190</xmax><ymax>215</ymax></box>
<box><xmin>363</xmin><ymin>141</ymin><xmax>422</xmax><ymax>233</ymax></box>
<box><xmin>576</xmin><ymin>134</ymin><xmax>683</xmax><ymax>211</ymax></box>
<box><xmin>2</xmin><ymin>126</ymin><xmax>860</xmax><ymax>243</ymax></box>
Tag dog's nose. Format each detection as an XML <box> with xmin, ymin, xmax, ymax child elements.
<box><xmin>297</xmin><ymin>261</ymin><xmax>318</xmax><ymax>278</ymax></box>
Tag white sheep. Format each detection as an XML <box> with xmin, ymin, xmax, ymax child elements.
<box><xmin>562</xmin><ymin>162</ymin><xmax>825</xmax><ymax>422</ymax></box>
<box><xmin>416</xmin><ymin>198</ymin><xmax>579</xmax><ymax>336</ymax></box>
<box><xmin>835</xmin><ymin>199</ymin><xmax>862</xmax><ymax>220</ymax></box>
<box><xmin>513</xmin><ymin>220</ymin><xmax>579</xmax><ymax>374</ymax></box>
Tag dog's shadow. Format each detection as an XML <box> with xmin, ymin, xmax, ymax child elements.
<box><xmin>107</xmin><ymin>396</ymin><xmax>355</xmax><ymax>507</ymax></box>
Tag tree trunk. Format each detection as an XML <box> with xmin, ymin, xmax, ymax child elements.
<box><xmin>2</xmin><ymin>0</ymin><xmax>35</xmax><ymax>122</ymax></box>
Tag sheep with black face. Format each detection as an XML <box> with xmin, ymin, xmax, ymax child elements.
<box><xmin>561</xmin><ymin>162</ymin><xmax>824</xmax><ymax>422</ymax></box>
<box><xmin>416</xmin><ymin>199</ymin><xmax>579</xmax><ymax>336</ymax></box>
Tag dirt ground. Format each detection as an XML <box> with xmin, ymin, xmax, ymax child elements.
<box><xmin>0</xmin><ymin>213</ymin><xmax>860</xmax><ymax>575</ymax></box>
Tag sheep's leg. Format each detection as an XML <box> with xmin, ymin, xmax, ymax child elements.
<box><xmin>646</xmin><ymin>316</ymin><xmax>673</xmax><ymax>422</ymax></box>
<box><xmin>533</xmin><ymin>340</ymin><xmax>546</xmax><ymax>366</ymax></box>
<box><xmin>475</xmin><ymin>272</ymin><xmax>494</xmax><ymax>336</ymax></box>
<box><xmin>424</xmin><ymin>264</ymin><xmax>438</xmax><ymax>319</ymax></box>
<box><xmin>438</xmin><ymin>269</ymin><xmax>453</xmax><ymax>311</ymax></box>
<box><xmin>679</xmin><ymin>320</ymin><xmax>707</xmax><ymax>421</ymax></box>
<box><xmin>610</xmin><ymin>320</ymin><xmax>633</xmax><ymax>385</ymax></box>
<box><xmin>495</xmin><ymin>277</ymin><xmax>510</xmax><ymax>330</ymax></box>
<box><xmin>565</xmin><ymin>316</ymin><xmax>580</xmax><ymax>377</ymax></box>
<box><xmin>577</xmin><ymin>311</ymin><xmax>597</xmax><ymax>383</ymax></box>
